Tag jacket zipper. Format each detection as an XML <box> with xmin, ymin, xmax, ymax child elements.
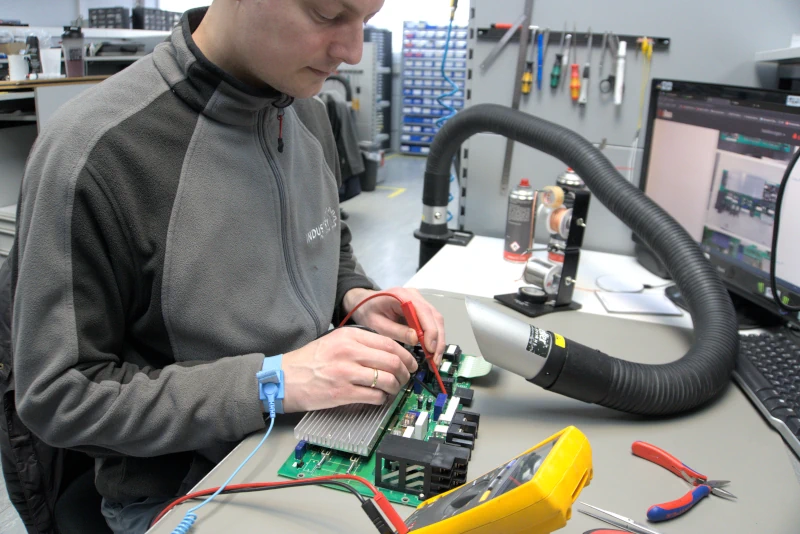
<box><xmin>257</xmin><ymin>107</ymin><xmax>322</xmax><ymax>336</ymax></box>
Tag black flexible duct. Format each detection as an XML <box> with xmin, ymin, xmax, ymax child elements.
<box><xmin>325</xmin><ymin>74</ymin><xmax>353</xmax><ymax>103</ymax></box>
<box><xmin>417</xmin><ymin>104</ymin><xmax>738</xmax><ymax>415</ymax></box>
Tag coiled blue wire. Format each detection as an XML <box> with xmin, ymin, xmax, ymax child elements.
<box><xmin>435</xmin><ymin>16</ymin><xmax>461</xmax><ymax>128</ymax></box>
<box><xmin>171</xmin><ymin>416</ymin><xmax>276</xmax><ymax>534</ymax></box>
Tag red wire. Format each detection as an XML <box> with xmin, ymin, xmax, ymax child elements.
<box><xmin>339</xmin><ymin>292</ymin><xmax>447</xmax><ymax>396</ymax></box>
<box><xmin>338</xmin><ymin>291</ymin><xmax>405</xmax><ymax>327</ymax></box>
<box><xmin>151</xmin><ymin>474</ymin><xmax>408</xmax><ymax>533</ymax></box>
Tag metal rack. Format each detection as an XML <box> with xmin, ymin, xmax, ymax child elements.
<box><xmin>400</xmin><ymin>21</ymin><xmax>468</xmax><ymax>156</ymax></box>
<box><xmin>364</xmin><ymin>27</ymin><xmax>393</xmax><ymax>151</ymax></box>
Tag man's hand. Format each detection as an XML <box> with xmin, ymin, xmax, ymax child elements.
<box><xmin>342</xmin><ymin>287</ymin><xmax>446</xmax><ymax>368</ymax></box>
<box><xmin>281</xmin><ymin>327</ymin><xmax>418</xmax><ymax>413</ymax></box>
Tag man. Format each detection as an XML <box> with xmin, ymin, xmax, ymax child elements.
<box><xmin>11</xmin><ymin>1</ymin><xmax>445</xmax><ymax>532</ymax></box>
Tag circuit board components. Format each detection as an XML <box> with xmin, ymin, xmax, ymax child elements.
<box><xmin>375</xmin><ymin>435</ymin><xmax>471</xmax><ymax>500</ymax></box>
<box><xmin>280</xmin><ymin>343</ymin><xmax>480</xmax><ymax>507</ymax></box>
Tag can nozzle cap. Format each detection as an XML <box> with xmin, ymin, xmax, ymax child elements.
<box><xmin>520</xmin><ymin>178</ymin><xmax>531</xmax><ymax>187</ymax></box>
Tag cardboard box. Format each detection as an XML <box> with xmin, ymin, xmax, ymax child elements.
<box><xmin>0</xmin><ymin>43</ymin><xmax>27</xmax><ymax>56</ymax></box>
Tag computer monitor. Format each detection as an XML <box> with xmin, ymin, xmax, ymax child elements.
<box><xmin>639</xmin><ymin>79</ymin><xmax>800</xmax><ymax>326</ymax></box>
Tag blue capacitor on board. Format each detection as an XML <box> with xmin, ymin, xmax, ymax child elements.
<box><xmin>295</xmin><ymin>440</ymin><xmax>307</xmax><ymax>461</ymax></box>
<box><xmin>434</xmin><ymin>393</ymin><xmax>448</xmax><ymax>420</ymax></box>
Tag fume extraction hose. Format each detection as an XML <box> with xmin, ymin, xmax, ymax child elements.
<box><xmin>414</xmin><ymin>104</ymin><xmax>738</xmax><ymax>415</ymax></box>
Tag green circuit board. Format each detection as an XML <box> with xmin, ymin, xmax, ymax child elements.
<box><xmin>277</xmin><ymin>355</ymin><xmax>473</xmax><ymax>508</ymax></box>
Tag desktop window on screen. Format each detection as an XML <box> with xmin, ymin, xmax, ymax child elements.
<box><xmin>643</xmin><ymin>91</ymin><xmax>800</xmax><ymax>305</ymax></box>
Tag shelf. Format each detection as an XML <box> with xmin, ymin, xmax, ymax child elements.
<box><xmin>0</xmin><ymin>25</ymin><xmax>170</xmax><ymax>39</ymax></box>
<box><xmin>0</xmin><ymin>92</ymin><xmax>34</xmax><ymax>101</ymax></box>
<box><xmin>0</xmin><ymin>113</ymin><xmax>36</xmax><ymax>122</ymax></box>
<box><xmin>400</xmin><ymin>139</ymin><xmax>433</xmax><ymax>146</ymax></box>
<box><xmin>377</xmin><ymin>66</ymin><xmax>392</xmax><ymax>74</ymax></box>
<box><xmin>402</xmin><ymin>103</ymin><xmax>463</xmax><ymax>109</ymax></box>
<box><xmin>755</xmin><ymin>47</ymin><xmax>800</xmax><ymax>64</ymax></box>
<box><xmin>0</xmin><ymin>55</ymin><xmax>144</xmax><ymax>64</ymax></box>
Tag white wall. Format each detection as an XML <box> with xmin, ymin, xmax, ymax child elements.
<box><xmin>159</xmin><ymin>0</ymin><xmax>209</xmax><ymax>13</ymax></box>
<box><xmin>0</xmin><ymin>0</ymin><xmax>79</xmax><ymax>27</ymax></box>
<box><xmin>0</xmin><ymin>0</ymin><xmax>161</xmax><ymax>27</ymax></box>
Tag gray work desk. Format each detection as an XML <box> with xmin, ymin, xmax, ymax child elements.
<box><xmin>149</xmin><ymin>290</ymin><xmax>800</xmax><ymax>533</ymax></box>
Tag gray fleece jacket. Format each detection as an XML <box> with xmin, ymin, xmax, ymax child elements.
<box><xmin>12</xmin><ymin>7</ymin><xmax>375</xmax><ymax>503</ymax></box>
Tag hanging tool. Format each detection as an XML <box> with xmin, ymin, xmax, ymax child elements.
<box><xmin>598</xmin><ymin>32</ymin><xmax>618</xmax><ymax>94</ymax></box>
<box><xmin>481</xmin><ymin>14</ymin><xmax>528</xmax><ymax>73</ymax></box>
<box><xmin>550</xmin><ymin>23</ymin><xmax>566</xmax><ymax>88</ymax></box>
<box><xmin>578</xmin><ymin>503</ymin><xmax>664</xmax><ymax>534</ymax></box>
<box><xmin>561</xmin><ymin>31</ymin><xmax>572</xmax><ymax>90</ymax></box>
<box><xmin>632</xmin><ymin>441</ymin><xmax>736</xmax><ymax>522</ymax></box>
<box><xmin>536</xmin><ymin>29</ymin><xmax>546</xmax><ymax>90</ymax></box>
<box><xmin>578</xmin><ymin>28</ymin><xmax>592</xmax><ymax>105</ymax></box>
<box><xmin>499</xmin><ymin>0</ymin><xmax>534</xmax><ymax>193</ymax></box>
<box><xmin>626</xmin><ymin>37</ymin><xmax>654</xmax><ymax>182</ymax></box>
<box><xmin>569</xmin><ymin>24</ymin><xmax>580</xmax><ymax>101</ymax></box>
<box><xmin>614</xmin><ymin>38</ymin><xmax>627</xmax><ymax>105</ymax></box>
<box><xmin>521</xmin><ymin>26</ymin><xmax>537</xmax><ymax>95</ymax></box>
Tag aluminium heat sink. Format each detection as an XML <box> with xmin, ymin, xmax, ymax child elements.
<box><xmin>294</xmin><ymin>389</ymin><xmax>408</xmax><ymax>457</ymax></box>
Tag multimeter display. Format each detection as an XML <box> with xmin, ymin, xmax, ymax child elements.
<box><xmin>405</xmin><ymin>438</ymin><xmax>558</xmax><ymax>530</ymax></box>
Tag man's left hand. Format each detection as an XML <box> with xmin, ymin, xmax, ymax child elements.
<box><xmin>343</xmin><ymin>287</ymin><xmax>445</xmax><ymax>367</ymax></box>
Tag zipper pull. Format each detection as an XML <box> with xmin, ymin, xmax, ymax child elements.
<box><xmin>277</xmin><ymin>109</ymin><xmax>285</xmax><ymax>153</ymax></box>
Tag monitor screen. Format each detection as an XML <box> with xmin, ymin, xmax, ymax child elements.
<box><xmin>639</xmin><ymin>79</ymin><xmax>800</xmax><ymax>325</ymax></box>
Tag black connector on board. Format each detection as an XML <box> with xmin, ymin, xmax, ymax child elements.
<box><xmin>451</xmin><ymin>410</ymin><xmax>480</xmax><ymax>439</ymax></box>
<box><xmin>445</xmin><ymin>426</ymin><xmax>475</xmax><ymax>450</ymax></box>
<box><xmin>443</xmin><ymin>344</ymin><xmax>462</xmax><ymax>362</ymax></box>
<box><xmin>439</xmin><ymin>376</ymin><xmax>455</xmax><ymax>396</ymax></box>
<box><xmin>375</xmin><ymin>435</ymin><xmax>470</xmax><ymax>499</ymax></box>
<box><xmin>453</xmin><ymin>387</ymin><xmax>474</xmax><ymax>407</ymax></box>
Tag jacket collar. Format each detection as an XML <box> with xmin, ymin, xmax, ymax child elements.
<box><xmin>153</xmin><ymin>7</ymin><xmax>293</xmax><ymax>126</ymax></box>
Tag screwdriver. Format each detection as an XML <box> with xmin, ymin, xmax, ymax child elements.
<box><xmin>521</xmin><ymin>26</ymin><xmax>536</xmax><ymax>95</ymax></box>
<box><xmin>550</xmin><ymin>23</ymin><xmax>566</xmax><ymax>88</ymax></box>
<box><xmin>561</xmin><ymin>32</ymin><xmax>571</xmax><ymax>89</ymax></box>
<box><xmin>570</xmin><ymin>24</ymin><xmax>580</xmax><ymax>101</ymax></box>
<box><xmin>536</xmin><ymin>29</ymin><xmax>546</xmax><ymax>90</ymax></box>
<box><xmin>578</xmin><ymin>28</ymin><xmax>592</xmax><ymax>105</ymax></box>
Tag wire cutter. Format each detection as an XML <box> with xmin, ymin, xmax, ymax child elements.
<box><xmin>632</xmin><ymin>441</ymin><xmax>735</xmax><ymax>522</ymax></box>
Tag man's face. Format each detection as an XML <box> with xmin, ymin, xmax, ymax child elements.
<box><xmin>232</xmin><ymin>0</ymin><xmax>384</xmax><ymax>98</ymax></box>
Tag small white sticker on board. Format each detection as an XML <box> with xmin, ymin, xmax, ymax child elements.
<box><xmin>787</xmin><ymin>95</ymin><xmax>800</xmax><ymax>107</ymax></box>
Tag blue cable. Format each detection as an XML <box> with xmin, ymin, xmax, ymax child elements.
<box><xmin>447</xmin><ymin>174</ymin><xmax>456</xmax><ymax>223</ymax></box>
<box><xmin>436</xmin><ymin>16</ymin><xmax>461</xmax><ymax>128</ymax></box>
<box><xmin>171</xmin><ymin>403</ymin><xmax>277</xmax><ymax>533</ymax></box>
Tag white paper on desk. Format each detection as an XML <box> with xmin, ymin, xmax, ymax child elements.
<box><xmin>595</xmin><ymin>291</ymin><xmax>683</xmax><ymax>316</ymax></box>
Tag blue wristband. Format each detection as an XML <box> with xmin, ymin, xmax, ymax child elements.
<box><xmin>257</xmin><ymin>355</ymin><xmax>284</xmax><ymax>416</ymax></box>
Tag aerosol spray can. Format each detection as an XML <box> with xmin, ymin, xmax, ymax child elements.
<box><xmin>503</xmin><ymin>178</ymin><xmax>537</xmax><ymax>263</ymax></box>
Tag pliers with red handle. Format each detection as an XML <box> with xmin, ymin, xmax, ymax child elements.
<box><xmin>632</xmin><ymin>441</ymin><xmax>736</xmax><ymax>522</ymax></box>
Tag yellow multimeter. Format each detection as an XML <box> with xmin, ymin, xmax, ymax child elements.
<box><xmin>404</xmin><ymin>426</ymin><xmax>593</xmax><ymax>534</ymax></box>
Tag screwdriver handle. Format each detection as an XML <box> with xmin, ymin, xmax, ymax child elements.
<box><xmin>614</xmin><ymin>41</ymin><xmax>627</xmax><ymax>105</ymax></box>
<box><xmin>570</xmin><ymin>64</ymin><xmax>580</xmax><ymax>101</ymax></box>
<box><xmin>536</xmin><ymin>33</ymin><xmax>544</xmax><ymax>90</ymax></box>
<box><xmin>631</xmin><ymin>441</ymin><xmax>706</xmax><ymax>482</ymax></box>
<box><xmin>647</xmin><ymin>485</ymin><xmax>711</xmax><ymax>522</ymax></box>
<box><xmin>550</xmin><ymin>55</ymin><xmax>562</xmax><ymax>88</ymax></box>
<box><xmin>521</xmin><ymin>68</ymin><xmax>533</xmax><ymax>95</ymax></box>
<box><xmin>578</xmin><ymin>65</ymin><xmax>590</xmax><ymax>105</ymax></box>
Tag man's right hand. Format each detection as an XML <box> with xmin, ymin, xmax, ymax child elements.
<box><xmin>281</xmin><ymin>328</ymin><xmax>419</xmax><ymax>413</ymax></box>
